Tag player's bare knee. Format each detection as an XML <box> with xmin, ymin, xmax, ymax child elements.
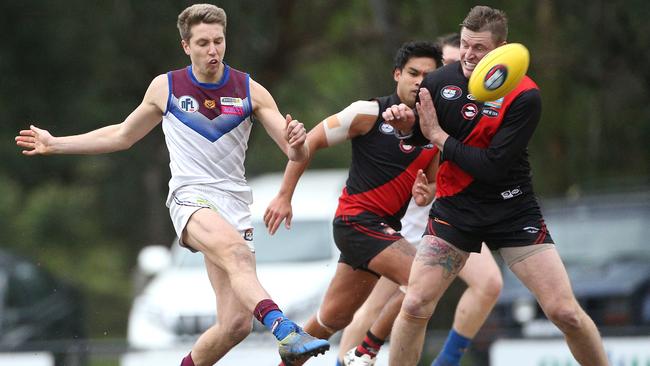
<box><xmin>225</xmin><ymin>315</ymin><xmax>253</xmax><ymax>343</ymax></box>
<box><xmin>466</xmin><ymin>264</ymin><xmax>502</xmax><ymax>301</ymax></box>
<box><xmin>400</xmin><ymin>306</ymin><xmax>431</xmax><ymax>325</ymax></box>
<box><xmin>401</xmin><ymin>292</ymin><xmax>434</xmax><ymax>319</ymax></box>
<box><xmin>545</xmin><ymin>302</ymin><xmax>583</xmax><ymax>332</ymax></box>
<box><xmin>220</xmin><ymin>240</ymin><xmax>255</xmax><ymax>270</ymax></box>
<box><xmin>208</xmin><ymin>313</ymin><xmax>251</xmax><ymax>349</ymax></box>
<box><xmin>480</xmin><ymin>272</ymin><xmax>503</xmax><ymax>300</ymax></box>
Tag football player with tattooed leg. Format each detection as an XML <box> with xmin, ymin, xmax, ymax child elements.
<box><xmin>382</xmin><ymin>6</ymin><xmax>608</xmax><ymax>366</ymax></box>
<box><xmin>336</xmin><ymin>32</ymin><xmax>503</xmax><ymax>366</ymax></box>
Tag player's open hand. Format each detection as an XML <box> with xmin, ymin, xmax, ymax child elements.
<box><xmin>415</xmin><ymin>88</ymin><xmax>444</xmax><ymax>143</ymax></box>
<box><xmin>15</xmin><ymin>125</ymin><xmax>53</xmax><ymax>156</ymax></box>
<box><xmin>285</xmin><ymin>114</ymin><xmax>306</xmax><ymax>148</ymax></box>
<box><xmin>412</xmin><ymin>169</ymin><xmax>433</xmax><ymax>206</ymax></box>
<box><xmin>263</xmin><ymin>195</ymin><xmax>293</xmax><ymax>235</ymax></box>
<box><xmin>382</xmin><ymin>103</ymin><xmax>416</xmax><ymax>132</ymax></box>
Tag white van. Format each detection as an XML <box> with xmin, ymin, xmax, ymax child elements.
<box><xmin>125</xmin><ymin>169</ymin><xmax>347</xmax><ymax>351</ymax></box>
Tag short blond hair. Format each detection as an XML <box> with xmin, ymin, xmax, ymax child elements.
<box><xmin>177</xmin><ymin>4</ymin><xmax>227</xmax><ymax>41</ymax></box>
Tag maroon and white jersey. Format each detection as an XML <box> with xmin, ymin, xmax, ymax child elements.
<box><xmin>162</xmin><ymin>64</ymin><xmax>254</xmax><ymax>206</ymax></box>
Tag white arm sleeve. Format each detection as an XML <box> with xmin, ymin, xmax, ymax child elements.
<box><xmin>322</xmin><ymin>100</ymin><xmax>379</xmax><ymax>146</ymax></box>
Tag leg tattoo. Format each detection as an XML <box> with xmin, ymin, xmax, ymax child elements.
<box><xmin>416</xmin><ymin>236</ymin><xmax>465</xmax><ymax>279</ymax></box>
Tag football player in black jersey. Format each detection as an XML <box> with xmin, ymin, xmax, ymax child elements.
<box><xmin>336</xmin><ymin>35</ymin><xmax>504</xmax><ymax>366</ymax></box>
<box><xmin>265</xmin><ymin>41</ymin><xmax>441</xmax><ymax>366</ymax></box>
<box><xmin>382</xmin><ymin>6</ymin><xmax>608</xmax><ymax>366</ymax></box>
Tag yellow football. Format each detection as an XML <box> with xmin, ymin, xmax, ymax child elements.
<box><xmin>468</xmin><ymin>43</ymin><xmax>530</xmax><ymax>102</ymax></box>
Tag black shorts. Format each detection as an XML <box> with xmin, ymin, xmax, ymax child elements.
<box><xmin>425</xmin><ymin>214</ymin><xmax>554</xmax><ymax>253</ymax></box>
<box><xmin>333</xmin><ymin>212</ymin><xmax>403</xmax><ymax>272</ymax></box>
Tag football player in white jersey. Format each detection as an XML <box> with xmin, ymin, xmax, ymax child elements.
<box><xmin>16</xmin><ymin>4</ymin><xmax>329</xmax><ymax>366</ymax></box>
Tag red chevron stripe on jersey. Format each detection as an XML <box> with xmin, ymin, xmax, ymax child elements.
<box><xmin>436</xmin><ymin>76</ymin><xmax>538</xmax><ymax>198</ymax></box>
<box><xmin>336</xmin><ymin>147</ymin><xmax>436</xmax><ymax>218</ymax></box>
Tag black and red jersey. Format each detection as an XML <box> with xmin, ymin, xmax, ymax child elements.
<box><xmin>411</xmin><ymin>62</ymin><xmax>543</xmax><ymax>231</ymax></box>
<box><xmin>335</xmin><ymin>94</ymin><xmax>437</xmax><ymax>230</ymax></box>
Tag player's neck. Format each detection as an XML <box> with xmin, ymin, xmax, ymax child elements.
<box><xmin>395</xmin><ymin>92</ymin><xmax>414</xmax><ymax>109</ymax></box>
<box><xmin>192</xmin><ymin>64</ymin><xmax>225</xmax><ymax>84</ymax></box>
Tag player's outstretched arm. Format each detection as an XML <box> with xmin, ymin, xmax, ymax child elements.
<box><xmin>263</xmin><ymin>123</ymin><xmax>326</xmax><ymax>234</ymax></box>
<box><xmin>15</xmin><ymin>74</ymin><xmax>168</xmax><ymax>156</ymax></box>
<box><xmin>263</xmin><ymin>100</ymin><xmax>378</xmax><ymax>235</ymax></box>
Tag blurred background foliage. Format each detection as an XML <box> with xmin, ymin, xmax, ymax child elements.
<box><xmin>1</xmin><ymin>0</ymin><xmax>648</xmax><ymax>337</ymax></box>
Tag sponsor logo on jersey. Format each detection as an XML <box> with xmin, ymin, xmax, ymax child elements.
<box><xmin>204</xmin><ymin>99</ymin><xmax>216</xmax><ymax>109</ymax></box>
<box><xmin>484</xmin><ymin>97</ymin><xmax>504</xmax><ymax>109</ymax></box>
<box><xmin>220</xmin><ymin>97</ymin><xmax>244</xmax><ymax>106</ymax></box>
<box><xmin>243</xmin><ymin>228</ymin><xmax>254</xmax><ymax>241</ymax></box>
<box><xmin>461</xmin><ymin>103</ymin><xmax>478</xmax><ymax>120</ymax></box>
<box><xmin>178</xmin><ymin>95</ymin><xmax>199</xmax><ymax>113</ymax></box>
<box><xmin>220</xmin><ymin>97</ymin><xmax>245</xmax><ymax>115</ymax></box>
<box><xmin>523</xmin><ymin>226</ymin><xmax>540</xmax><ymax>234</ymax></box>
<box><xmin>399</xmin><ymin>140</ymin><xmax>415</xmax><ymax>153</ymax></box>
<box><xmin>441</xmin><ymin>85</ymin><xmax>462</xmax><ymax>100</ymax></box>
<box><xmin>500</xmin><ymin>188</ymin><xmax>522</xmax><ymax>200</ymax></box>
<box><xmin>482</xmin><ymin>107</ymin><xmax>499</xmax><ymax>118</ymax></box>
<box><xmin>379</xmin><ymin>122</ymin><xmax>395</xmax><ymax>134</ymax></box>
<box><xmin>221</xmin><ymin>105</ymin><xmax>245</xmax><ymax>115</ymax></box>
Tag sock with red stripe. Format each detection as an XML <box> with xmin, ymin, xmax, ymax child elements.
<box><xmin>354</xmin><ymin>330</ymin><xmax>384</xmax><ymax>358</ymax></box>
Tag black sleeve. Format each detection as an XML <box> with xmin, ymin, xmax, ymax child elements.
<box><xmin>442</xmin><ymin>89</ymin><xmax>542</xmax><ymax>183</ymax></box>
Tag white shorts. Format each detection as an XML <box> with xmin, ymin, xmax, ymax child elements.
<box><xmin>401</xmin><ymin>198</ymin><xmax>429</xmax><ymax>245</ymax></box>
<box><xmin>168</xmin><ymin>185</ymin><xmax>255</xmax><ymax>252</ymax></box>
